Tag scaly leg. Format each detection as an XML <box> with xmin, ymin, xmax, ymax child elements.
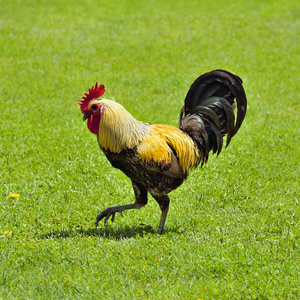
<box><xmin>152</xmin><ymin>195</ymin><xmax>170</xmax><ymax>234</ymax></box>
<box><xmin>95</xmin><ymin>181</ymin><xmax>148</xmax><ymax>227</ymax></box>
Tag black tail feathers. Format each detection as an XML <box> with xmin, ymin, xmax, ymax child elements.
<box><xmin>179</xmin><ymin>69</ymin><xmax>247</xmax><ymax>164</ymax></box>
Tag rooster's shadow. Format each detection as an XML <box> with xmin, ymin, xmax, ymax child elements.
<box><xmin>42</xmin><ymin>223</ymin><xmax>180</xmax><ymax>240</ymax></box>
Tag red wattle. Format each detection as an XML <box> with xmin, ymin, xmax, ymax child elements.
<box><xmin>87</xmin><ymin>115</ymin><xmax>100</xmax><ymax>135</ymax></box>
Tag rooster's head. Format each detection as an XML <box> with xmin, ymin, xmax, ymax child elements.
<box><xmin>77</xmin><ymin>83</ymin><xmax>105</xmax><ymax>135</ymax></box>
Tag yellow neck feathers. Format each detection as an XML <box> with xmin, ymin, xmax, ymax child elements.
<box><xmin>97</xmin><ymin>99</ymin><xmax>151</xmax><ymax>153</ymax></box>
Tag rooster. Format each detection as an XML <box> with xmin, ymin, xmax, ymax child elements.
<box><xmin>78</xmin><ymin>70</ymin><xmax>247</xmax><ymax>233</ymax></box>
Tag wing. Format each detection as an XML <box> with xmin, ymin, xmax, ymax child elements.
<box><xmin>136</xmin><ymin>134</ymin><xmax>186</xmax><ymax>178</ymax></box>
<box><xmin>136</xmin><ymin>124</ymin><xmax>200</xmax><ymax>178</ymax></box>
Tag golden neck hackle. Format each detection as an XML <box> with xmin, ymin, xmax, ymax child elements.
<box><xmin>97</xmin><ymin>99</ymin><xmax>151</xmax><ymax>153</ymax></box>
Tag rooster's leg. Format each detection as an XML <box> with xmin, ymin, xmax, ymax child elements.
<box><xmin>153</xmin><ymin>195</ymin><xmax>170</xmax><ymax>234</ymax></box>
<box><xmin>95</xmin><ymin>181</ymin><xmax>148</xmax><ymax>227</ymax></box>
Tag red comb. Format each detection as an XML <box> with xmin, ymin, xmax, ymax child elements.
<box><xmin>77</xmin><ymin>83</ymin><xmax>105</xmax><ymax>114</ymax></box>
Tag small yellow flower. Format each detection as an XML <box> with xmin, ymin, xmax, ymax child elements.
<box><xmin>10</xmin><ymin>193</ymin><xmax>20</xmax><ymax>199</ymax></box>
<box><xmin>1</xmin><ymin>231</ymin><xmax>13</xmax><ymax>237</ymax></box>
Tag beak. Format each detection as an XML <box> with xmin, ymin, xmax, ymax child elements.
<box><xmin>83</xmin><ymin>112</ymin><xmax>91</xmax><ymax>121</ymax></box>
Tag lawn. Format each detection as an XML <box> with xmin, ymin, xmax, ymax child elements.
<box><xmin>0</xmin><ymin>0</ymin><xmax>299</xmax><ymax>299</ymax></box>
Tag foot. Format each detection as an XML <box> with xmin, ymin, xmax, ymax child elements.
<box><xmin>95</xmin><ymin>206</ymin><xmax>123</xmax><ymax>227</ymax></box>
<box><xmin>157</xmin><ymin>225</ymin><xmax>165</xmax><ymax>234</ymax></box>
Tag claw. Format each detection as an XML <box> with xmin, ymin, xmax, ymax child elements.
<box><xmin>94</xmin><ymin>203</ymin><xmax>139</xmax><ymax>228</ymax></box>
<box><xmin>95</xmin><ymin>206</ymin><xmax>124</xmax><ymax>227</ymax></box>
<box><xmin>111</xmin><ymin>212</ymin><xmax>116</xmax><ymax>222</ymax></box>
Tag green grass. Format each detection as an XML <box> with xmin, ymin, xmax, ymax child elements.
<box><xmin>1</xmin><ymin>0</ymin><xmax>299</xmax><ymax>298</ymax></box>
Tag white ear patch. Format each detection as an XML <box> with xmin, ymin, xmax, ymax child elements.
<box><xmin>100</xmin><ymin>104</ymin><xmax>105</xmax><ymax>115</ymax></box>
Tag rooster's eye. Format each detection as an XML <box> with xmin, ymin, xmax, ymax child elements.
<box><xmin>91</xmin><ymin>104</ymin><xmax>98</xmax><ymax>110</ymax></box>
